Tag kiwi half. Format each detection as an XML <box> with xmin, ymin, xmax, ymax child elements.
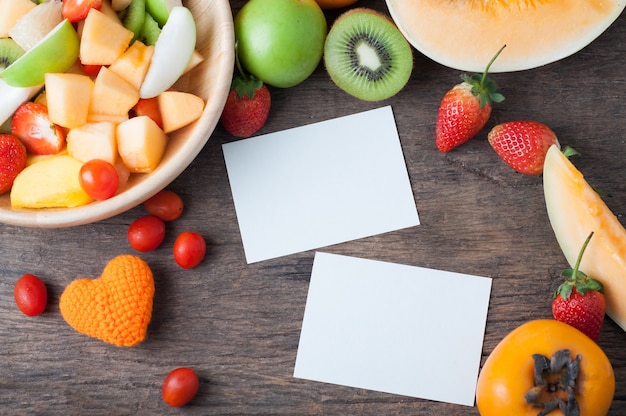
<box><xmin>120</xmin><ymin>0</ymin><xmax>146</xmax><ymax>43</ymax></box>
<box><xmin>139</xmin><ymin>12</ymin><xmax>161</xmax><ymax>46</ymax></box>
<box><xmin>0</xmin><ymin>39</ymin><xmax>25</xmax><ymax>73</ymax></box>
<box><xmin>324</xmin><ymin>8</ymin><xmax>413</xmax><ymax>101</ymax></box>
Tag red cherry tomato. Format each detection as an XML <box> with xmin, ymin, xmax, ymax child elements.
<box><xmin>162</xmin><ymin>367</ymin><xmax>200</xmax><ymax>407</ymax></box>
<box><xmin>79</xmin><ymin>159</ymin><xmax>119</xmax><ymax>200</ymax></box>
<box><xmin>127</xmin><ymin>215</ymin><xmax>165</xmax><ymax>252</ymax></box>
<box><xmin>14</xmin><ymin>274</ymin><xmax>47</xmax><ymax>316</ymax></box>
<box><xmin>144</xmin><ymin>189</ymin><xmax>184</xmax><ymax>221</ymax></box>
<box><xmin>173</xmin><ymin>232</ymin><xmax>206</xmax><ymax>269</ymax></box>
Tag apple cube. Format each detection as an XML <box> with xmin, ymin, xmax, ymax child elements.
<box><xmin>80</xmin><ymin>8</ymin><xmax>133</xmax><ymax>65</ymax></box>
<box><xmin>44</xmin><ymin>73</ymin><xmax>94</xmax><ymax>128</ymax></box>
<box><xmin>116</xmin><ymin>116</ymin><xmax>167</xmax><ymax>173</ymax></box>
<box><xmin>89</xmin><ymin>67</ymin><xmax>140</xmax><ymax>117</ymax></box>
<box><xmin>108</xmin><ymin>41</ymin><xmax>155</xmax><ymax>90</ymax></box>
<box><xmin>66</xmin><ymin>121</ymin><xmax>117</xmax><ymax>164</ymax></box>
<box><xmin>157</xmin><ymin>91</ymin><xmax>205</xmax><ymax>133</ymax></box>
<box><xmin>0</xmin><ymin>0</ymin><xmax>35</xmax><ymax>38</ymax></box>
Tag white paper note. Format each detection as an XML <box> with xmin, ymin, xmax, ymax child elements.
<box><xmin>222</xmin><ymin>106</ymin><xmax>420</xmax><ymax>263</ymax></box>
<box><xmin>294</xmin><ymin>252</ymin><xmax>492</xmax><ymax>407</ymax></box>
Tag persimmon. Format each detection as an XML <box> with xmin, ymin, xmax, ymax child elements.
<box><xmin>476</xmin><ymin>319</ymin><xmax>614</xmax><ymax>416</ymax></box>
<box><xmin>314</xmin><ymin>0</ymin><xmax>359</xmax><ymax>9</ymax></box>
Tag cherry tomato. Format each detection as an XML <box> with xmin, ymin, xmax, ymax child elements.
<box><xmin>162</xmin><ymin>367</ymin><xmax>200</xmax><ymax>407</ymax></box>
<box><xmin>144</xmin><ymin>189</ymin><xmax>184</xmax><ymax>221</ymax></box>
<box><xmin>14</xmin><ymin>274</ymin><xmax>47</xmax><ymax>316</ymax></box>
<box><xmin>127</xmin><ymin>215</ymin><xmax>165</xmax><ymax>252</ymax></box>
<box><xmin>173</xmin><ymin>232</ymin><xmax>206</xmax><ymax>269</ymax></box>
<box><xmin>79</xmin><ymin>159</ymin><xmax>119</xmax><ymax>200</ymax></box>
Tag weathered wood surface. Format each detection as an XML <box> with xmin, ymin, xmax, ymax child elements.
<box><xmin>1</xmin><ymin>1</ymin><xmax>625</xmax><ymax>414</ymax></box>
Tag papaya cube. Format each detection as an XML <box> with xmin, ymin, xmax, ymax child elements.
<box><xmin>89</xmin><ymin>67</ymin><xmax>140</xmax><ymax>117</ymax></box>
<box><xmin>108</xmin><ymin>40</ymin><xmax>154</xmax><ymax>90</ymax></box>
<box><xmin>44</xmin><ymin>73</ymin><xmax>94</xmax><ymax>129</ymax></box>
<box><xmin>116</xmin><ymin>116</ymin><xmax>167</xmax><ymax>173</ymax></box>
<box><xmin>0</xmin><ymin>0</ymin><xmax>36</xmax><ymax>38</ymax></box>
<box><xmin>80</xmin><ymin>8</ymin><xmax>133</xmax><ymax>65</ymax></box>
<box><xmin>66</xmin><ymin>121</ymin><xmax>117</xmax><ymax>164</ymax></box>
<box><xmin>158</xmin><ymin>91</ymin><xmax>205</xmax><ymax>133</ymax></box>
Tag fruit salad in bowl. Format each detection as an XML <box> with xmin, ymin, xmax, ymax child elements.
<box><xmin>0</xmin><ymin>0</ymin><xmax>234</xmax><ymax>227</ymax></box>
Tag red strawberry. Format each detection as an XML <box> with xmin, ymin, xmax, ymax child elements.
<box><xmin>62</xmin><ymin>0</ymin><xmax>103</xmax><ymax>23</ymax></box>
<box><xmin>11</xmin><ymin>102</ymin><xmax>65</xmax><ymax>155</ymax></box>
<box><xmin>0</xmin><ymin>134</ymin><xmax>27</xmax><ymax>195</ymax></box>
<box><xmin>552</xmin><ymin>232</ymin><xmax>606</xmax><ymax>341</ymax></box>
<box><xmin>435</xmin><ymin>45</ymin><xmax>505</xmax><ymax>152</ymax></box>
<box><xmin>488</xmin><ymin>120</ymin><xmax>559</xmax><ymax>175</ymax></box>
<box><xmin>220</xmin><ymin>46</ymin><xmax>271</xmax><ymax>138</ymax></box>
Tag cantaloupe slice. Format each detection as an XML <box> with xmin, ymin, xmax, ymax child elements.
<box><xmin>385</xmin><ymin>0</ymin><xmax>626</xmax><ymax>72</ymax></box>
<box><xmin>543</xmin><ymin>145</ymin><xmax>626</xmax><ymax>331</ymax></box>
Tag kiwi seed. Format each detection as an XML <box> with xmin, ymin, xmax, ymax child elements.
<box><xmin>324</xmin><ymin>8</ymin><xmax>413</xmax><ymax>102</ymax></box>
<box><xmin>120</xmin><ymin>0</ymin><xmax>147</xmax><ymax>43</ymax></box>
<box><xmin>0</xmin><ymin>39</ymin><xmax>25</xmax><ymax>73</ymax></box>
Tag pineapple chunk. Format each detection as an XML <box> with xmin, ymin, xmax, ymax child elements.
<box><xmin>117</xmin><ymin>116</ymin><xmax>167</xmax><ymax>173</ymax></box>
<box><xmin>45</xmin><ymin>73</ymin><xmax>94</xmax><ymax>129</ymax></box>
<box><xmin>10</xmin><ymin>155</ymin><xmax>93</xmax><ymax>208</ymax></box>
<box><xmin>158</xmin><ymin>91</ymin><xmax>205</xmax><ymax>133</ymax></box>
<box><xmin>108</xmin><ymin>40</ymin><xmax>154</xmax><ymax>90</ymax></box>
<box><xmin>67</xmin><ymin>121</ymin><xmax>118</xmax><ymax>164</ymax></box>
<box><xmin>89</xmin><ymin>67</ymin><xmax>140</xmax><ymax>117</ymax></box>
<box><xmin>0</xmin><ymin>0</ymin><xmax>36</xmax><ymax>38</ymax></box>
<box><xmin>80</xmin><ymin>8</ymin><xmax>133</xmax><ymax>65</ymax></box>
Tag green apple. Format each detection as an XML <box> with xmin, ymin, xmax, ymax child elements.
<box><xmin>1</xmin><ymin>19</ymin><xmax>79</xmax><ymax>88</ymax></box>
<box><xmin>235</xmin><ymin>0</ymin><xmax>327</xmax><ymax>88</ymax></box>
<box><xmin>146</xmin><ymin>0</ymin><xmax>182</xmax><ymax>26</ymax></box>
<box><xmin>0</xmin><ymin>79</ymin><xmax>42</xmax><ymax>126</ymax></box>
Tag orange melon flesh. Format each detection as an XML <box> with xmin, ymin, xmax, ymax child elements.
<box><xmin>385</xmin><ymin>0</ymin><xmax>626</xmax><ymax>72</ymax></box>
<box><xmin>543</xmin><ymin>145</ymin><xmax>626</xmax><ymax>332</ymax></box>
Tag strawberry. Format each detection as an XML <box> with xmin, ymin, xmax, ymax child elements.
<box><xmin>220</xmin><ymin>44</ymin><xmax>271</xmax><ymax>138</ymax></box>
<box><xmin>0</xmin><ymin>134</ymin><xmax>27</xmax><ymax>195</ymax></box>
<box><xmin>435</xmin><ymin>45</ymin><xmax>505</xmax><ymax>152</ymax></box>
<box><xmin>11</xmin><ymin>102</ymin><xmax>66</xmax><ymax>155</ymax></box>
<box><xmin>62</xmin><ymin>0</ymin><xmax>103</xmax><ymax>23</ymax></box>
<box><xmin>552</xmin><ymin>232</ymin><xmax>606</xmax><ymax>341</ymax></box>
<box><xmin>488</xmin><ymin>120</ymin><xmax>559</xmax><ymax>175</ymax></box>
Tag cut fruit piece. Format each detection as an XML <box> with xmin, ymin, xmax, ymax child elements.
<box><xmin>385</xmin><ymin>0</ymin><xmax>626</xmax><ymax>72</ymax></box>
<box><xmin>120</xmin><ymin>0</ymin><xmax>146</xmax><ymax>43</ymax></box>
<box><xmin>1</xmin><ymin>18</ymin><xmax>79</xmax><ymax>88</ymax></box>
<box><xmin>108</xmin><ymin>40</ymin><xmax>154</xmax><ymax>90</ymax></box>
<box><xmin>146</xmin><ymin>0</ymin><xmax>182</xmax><ymax>26</ymax></box>
<box><xmin>0</xmin><ymin>79</ymin><xmax>43</xmax><ymax>126</ymax></box>
<box><xmin>183</xmin><ymin>49</ymin><xmax>204</xmax><ymax>74</ymax></box>
<box><xmin>10</xmin><ymin>155</ymin><xmax>94</xmax><ymax>208</ymax></box>
<box><xmin>67</xmin><ymin>121</ymin><xmax>118</xmax><ymax>164</ymax></box>
<box><xmin>116</xmin><ymin>115</ymin><xmax>167</xmax><ymax>173</ymax></box>
<box><xmin>324</xmin><ymin>8</ymin><xmax>413</xmax><ymax>101</ymax></box>
<box><xmin>0</xmin><ymin>0</ymin><xmax>36</xmax><ymax>38</ymax></box>
<box><xmin>80</xmin><ymin>8</ymin><xmax>134</xmax><ymax>65</ymax></box>
<box><xmin>89</xmin><ymin>66</ymin><xmax>140</xmax><ymax>117</ymax></box>
<box><xmin>0</xmin><ymin>39</ymin><xmax>25</xmax><ymax>73</ymax></box>
<box><xmin>45</xmin><ymin>72</ymin><xmax>95</xmax><ymax>128</ymax></box>
<box><xmin>157</xmin><ymin>90</ymin><xmax>204</xmax><ymax>133</ymax></box>
<box><xmin>7</xmin><ymin>0</ymin><xmax>63</xmax><ymax>51</ymax></box>
<box><xmin>543</xmin><ymin>145</ymin><xmax>626</xmax><ymax>332</ymax></box>
<box><xmin>139</xmin><ymin>6</ymin><xmax>195</xmax><ymax>98</ymax></box>
<box><xmin>138</xmin><ymin>11</ymin><xmax>160</xmax><ymax>46</ymax></box>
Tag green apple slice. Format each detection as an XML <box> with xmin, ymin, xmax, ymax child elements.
<box><xmin>0</xmin><ymin>78</ymin><xmax>42</xmax><ymax>126</ymax></box>
<box><xmin>1</xmin><ymin>19</ymin><xmax>79</xmax><ymax>88</ymax></box>
<box><xmin>146</xmin><ymin>0</ymin><xmax>182</xmax><ymax>26</ymax></box>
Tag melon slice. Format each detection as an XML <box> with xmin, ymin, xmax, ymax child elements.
<box><xmin>543</xmin><ymin>145</ymin><xmax>626</xmax><ymax>331</ymax></box>
<box><xmin>385</xmin><ymin>0</ymin><xmax>626</xmax><ymax>72</ymax></box>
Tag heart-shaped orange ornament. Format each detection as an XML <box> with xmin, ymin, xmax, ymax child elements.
<box><xmin>60</xmin><ymin>255</ymin><xmax>154</xmax><ymax>347</ymax></box>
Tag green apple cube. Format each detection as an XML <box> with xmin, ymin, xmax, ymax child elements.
<box><xmin>0</xmin><ymin>19</ymin><xmax>79</xmax><ymax>88</ymax></box>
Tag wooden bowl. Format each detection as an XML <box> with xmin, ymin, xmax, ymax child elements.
<box><xmin>0</xmin><ymin>0</ymin><xmax>234</xmax><ymax>228</ymax></box>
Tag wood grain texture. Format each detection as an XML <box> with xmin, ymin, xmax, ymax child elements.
<box><xmin>1</xmin><ymin>1</ymin><xmax>625</xmax><ymax>414</ymax></box>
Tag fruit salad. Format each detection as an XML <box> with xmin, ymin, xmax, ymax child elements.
<box><xmin>0</xmin><ymin>0</ymin><xmax>205</xmax><ymax>208</ymax></box>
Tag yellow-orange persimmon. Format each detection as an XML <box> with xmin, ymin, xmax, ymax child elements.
<box><xmin>314</xmin><ymin>0</ymin><xmax>359</xmax><ymax>9</ymax></box>
<box><xmin>476</xmin><ymin>319</ymin><xmax>614</xmax><ymax>416</ymax></box>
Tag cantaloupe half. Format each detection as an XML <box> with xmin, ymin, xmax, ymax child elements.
<box><xmin>385</xmin><ymin>0</ymin><xmax>626</xmax><ymax>72</ymax></box>
<box><xmin>543</xmin><ymin>145</ymin><xmax>626</xmax><ymax>331</ymax></box>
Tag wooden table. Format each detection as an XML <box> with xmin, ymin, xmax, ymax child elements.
<box><xmin>2</xmin><ymin>1</ymin><xmax>625</xmax><ymax>414</ymax></box>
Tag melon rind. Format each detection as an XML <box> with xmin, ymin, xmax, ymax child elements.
<box><xmin>385</xmin><ymin>0</ymin><xmax>626</xmax><ymax>73</ymax></box>
<box><xmin>543</xmin><ymin>145</ymin><xmax>626</xmax><ymax>332</ymax></box>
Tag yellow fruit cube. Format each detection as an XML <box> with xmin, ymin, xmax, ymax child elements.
<box><xmin>0</xmin><ymin>0</ymin><xmax>36</xmax><ymax>38</ymax></box>
<box><xmin>89</xmin><ymin>67</ymin><xmax>140</xmax><ymax>117</ymax></box>
<box><xmin>158</xmin><ymin>91</ymin><xmax>205</xmax><ymax>133</ymax></box>
<box><xmin>10</xmin><ymin>155</ymin><xmax>93</xmax><ymax>208</ymax></box>
<box><xmin>45</xmin><ymin>73</ymin><xmax>94</xmax><ymax>129</ymax></box>
<box><xmin>80</xmin><ymin>8</ymin><xmax>133</xmax><ymax>65</ymax></box>
<box><xmin>108</xmin><ymin>40</ymin><xmax>154</xmax><ymax>90</ymax></box>
<box><xmin>67</xmin><ymin>121</ymin><xmax>118</xmax><ymax>164</ymax></box>
<box><xmin>117</xmin><ymin>116</ymin><xmax>167</xmax><ymax>173</ymax></box>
